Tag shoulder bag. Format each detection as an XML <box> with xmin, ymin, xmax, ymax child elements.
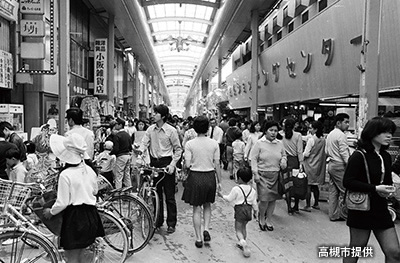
<box><xmin>345</xmin><ymin>150</ymin><xmax>381</xmax><ymax>211</ymax></box>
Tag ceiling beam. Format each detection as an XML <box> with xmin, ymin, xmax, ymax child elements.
<box><xmin>141</xmin><ymin>0</ymin><xmax>220</xmax><ymax>9</ymax></box>
<box><xmin>148</xmin><ymin>17</ymin><xmax>213</xmax><ymax>25</ymax></box>
<box><xmin>162</xmin><ymin>67</ymin><xmax>196</xmax><ymax>71</ymax></box>
<box><xmin>164</xmin><ymin>74</ymin><xmax>193</xmax><ymax>79</ymax></box>
<box><xmin>160</xmin><ymin>60</ymin><xmax>199</xmax><ymax>65</ymax></box>
<box><xmin>152</xmin><ymin>30</ymin><xmax>208</xmax><ymax>38</ymax></box>
<box><xmin>154</xmin><ymin>41</ymin><xmax>206</xmax><ymax>48</ymax></box>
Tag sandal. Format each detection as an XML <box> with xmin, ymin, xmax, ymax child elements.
<box><xmin>203</xmin><ymin>230</ymin><xmax>211</xmax><ymax>242</ymax></box>
<box><xmin>195</xmin><ymin>240</ymin><xmax>203</xmax><ymax>248</ymax></box>
<box><xmin>258</xmin><ymin>222</ymin><xmax>267</xmax><ymax>231</ymax></box>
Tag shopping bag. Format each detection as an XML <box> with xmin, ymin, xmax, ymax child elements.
<box><xmin>291</xmin><ymin>172</ymin><xmax>308</xmax><ymax>200</ymax></box>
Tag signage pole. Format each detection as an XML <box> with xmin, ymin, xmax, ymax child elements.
<box><xmin>58</xmin><ymin>0</ymin><xmax>70</xmax><ymax>134</ymax></box>
<box><xmin>250</xmin><ymin>9</ymin><xmax>259</xmax><ymax>122</ymax></box>
<box><xmin>357</xmin><ymin>0</ymin><xmax>382</xmax><ymax>135</ymax></box>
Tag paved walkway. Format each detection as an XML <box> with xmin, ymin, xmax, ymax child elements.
<box><xmin>126</xmin><ymin>169</ymin><xmax>399</xmax><ymax>263</ymax></box>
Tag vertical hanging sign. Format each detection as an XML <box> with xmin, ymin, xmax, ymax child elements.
<box><xmin>94</xmin><ymin>39</ymin><xmax>107</xmax><ymax>96</ymax></box>
<box><xmin>0</xmin><ymin>51</ymin><xmax>13</xmax><ymax>89</ymax></box>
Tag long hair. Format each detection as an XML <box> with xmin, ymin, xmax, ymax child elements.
<box><xmin>249</xmin><ymin>121</ymin><xmax>260</xmax><ymax>133</ymax></box>
<box><xmin>357</xmin><ymin>117</ymin><xmax>396</xmax><ymax>152</ymax></box>
<box><xmin>311</xmin><ymin>121</ymin><xmax>324</xmax><ymax>138</ymax></box>
<box><xmin>284</xmin><ymin>118</ymin><xmax>296</xmax><ymax>139</ymax></box>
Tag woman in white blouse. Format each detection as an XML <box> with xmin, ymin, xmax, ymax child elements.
<box><xmin>244</xmin><ymin>121</ymin><xmax>262</xmax><ymax>166</ymax></box>
<box><xmin>182</xmin><ymin>116</ymin><xmax>221</xmax><ymax>248</ymax></box>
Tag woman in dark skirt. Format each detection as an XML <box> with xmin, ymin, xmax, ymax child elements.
<box><xmin>343</xmin><ymin>117</ymin><xmax>400</xmax><ymax>263</ymax></box>
<box><xmin>182</xmin><ymin>116</ymin><xmax>221</xmax><ymax>248</ymax></box>
<box><xmin>44</xmin><ymin>133</ymin><xmax>105</xmax><ymax>262</ymax></box>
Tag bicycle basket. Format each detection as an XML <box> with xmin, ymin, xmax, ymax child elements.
<box><xmin>0</xmin><ymin>179</ymin><xmax>32</xmax><ymax>212</ymax></box>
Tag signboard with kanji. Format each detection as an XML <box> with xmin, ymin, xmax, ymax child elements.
<box><xmin>94</xmin><ymin>39</ymin><xmax>108</xmax><ymax>96</ymax></box>
<box><xmin>20</xmin><ymin>0</ymin><xmax>44</xmax><ymax>15</ymax></box>
<box><xmin>0</xmin><ymin>51</ymin><xmax>13</xmax><ymax>89</ymax></box>
<box><xmin>20</xmin><ymin>19</ymin><xmax>45</xmax><ymax>37</ymax></box>
<box><xmin>0</xmin><ymin>0</ymin><xmax>18</xmax><ymax>21</ymax></box>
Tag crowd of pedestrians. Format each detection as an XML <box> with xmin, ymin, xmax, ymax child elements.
<box><xmin>1</xmin><ymin>104</ymin><xmax>400</xmax><ymax>262</ymax></box>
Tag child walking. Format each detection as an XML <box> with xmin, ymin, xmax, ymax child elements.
<box><xmin>219</xmin><ymin>167</ymin><xmax>258</xmax><ymax>258</ymax></box>
<box><xmin>232</xmin><ymin>130</ymin><xmax>245</xmax><ymax>181</ymax></box>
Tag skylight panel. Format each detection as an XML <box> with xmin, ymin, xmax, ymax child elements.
<box><xmin>147</xmin><ymin>6</ymin><xmax>156</xmax><ymax>18</ymax></box>
<box><xmin>204</xmin><ymin>7</ymin><xmax>213</xmax><ymax>20</ymax></box>
<box><xmin>154</xmin><ymin>4</ymin><xmax>165</xmax><ymax>17</ymax></box>
<box><xmin>174</xmin><ymin>3</ymin><xmax>184</xmax><ymax>16</ymax></box>
<box><xmin>185</xmin><ymin>4</ymin><xmax>196</xmax><ymax>17</ymax></box>
<box><xmin>195</xmin><ymin>5</ymin><xmax>207</xmax><ymax>19</ymax></box>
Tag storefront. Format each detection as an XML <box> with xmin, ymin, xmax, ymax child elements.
<box><xmin>226</xmin><ymin>0</ymin><xmax>400</xmax><ymax>131</ymax></box>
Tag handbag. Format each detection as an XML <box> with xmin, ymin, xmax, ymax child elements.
<box><xmin>29</xmin><ymin>190</ymin><xmax>63</xmax><ymax>236</ymax></box>
<box><xmin>234</xmin><ymin>186</ymin><xmax>253</xmax><ymax>221</ymax></box>
<box><xmin>291</xmin><ymin>169</ymin><xmax>308</xmax><ymax>200</ymax></box>
<box><xmin>344</xmin><ymin>150</ymin><xmax>378</xmax><ymax>211</ymax></box>
<box><xmin>278</xmin><ymin>169</ymin><xmax>293</xmax><ymax>196</ymax></box>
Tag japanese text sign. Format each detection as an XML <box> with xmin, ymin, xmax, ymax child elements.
<box><xmin>94</xmin><ymin>39</ymin><xmax>108</xmax><ymax>96</ymax></box>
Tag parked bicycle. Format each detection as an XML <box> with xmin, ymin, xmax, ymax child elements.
<box><xmin>0</xmin><ymin>178</ymin><xmax>129</xmax><ymax>263</ymax></box>
<box><xmin>96</xmin><ymin>174</ymin><xmax>154</xmax><ymax>254</ymax></box>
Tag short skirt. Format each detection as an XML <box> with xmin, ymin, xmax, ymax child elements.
<box><xmin>60</xmin><ymin>204</ymin><xmax>105</xmax><ymax>250</ymax></box>
<box><xmin>257</xmin><ymin>170</ymin><xmax>282</xmax><ymax>202</ymax></box>
<box><xmin>347</xmin><ymin>193</ymin><xmax>394</xmax><ymax>230</ymax></box>
<box><xmin>182</xmin><ymin>170</ymin><xmax>217</xmax><ymax>206</ymax></box>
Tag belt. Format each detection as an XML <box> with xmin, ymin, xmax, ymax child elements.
<box><xmin>150</xmin><ymin>156</ymin><xmax>172</xmax><ymax>161</ymax></box>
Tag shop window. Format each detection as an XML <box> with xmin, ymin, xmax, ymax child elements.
<box><xmin>70</xmin><ymin>39</ymin><xmax>89</xmax><ymax>79</ymax></box>
<box><xmin>319</xmin><ymin>0</ymin><xmax>328</xmax><ymax>12</ymax></box>
<box><xmin>277</xmin><ymin>30</ymin><xmax>282</xmax><ymax>41</ymax></box>
<box><xmin>288</xmin><ymin>22</ymin><xmax>294</xmax><ymax>33</ymax></box>
<box><xmin>267</xmin><ymin>37</ymin><xmax>273</xmax><ymax>47</ymax></box>
<box><xmin>302</xmin><ymin>11</ymin><xmax>309</xmax><ymax>24</ymax></box>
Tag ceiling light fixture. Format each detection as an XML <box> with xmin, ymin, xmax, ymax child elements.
<box><xmin>164</xmin><ymin>21</ymin><xmax>196</xmax><ymax>52</ymax></box>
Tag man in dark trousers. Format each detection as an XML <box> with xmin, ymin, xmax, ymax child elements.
<box><xmin>139</xmin><ymin>104</ymin><xmax>182</xmax><ymax>234</ymax></box>
<box><xmin>110</xmin><ymin>118</ymin><xmax>133</xmax><ymax>189</ymax></box>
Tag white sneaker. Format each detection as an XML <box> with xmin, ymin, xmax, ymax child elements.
<box><xmin>240</xmin><ymin>240</ymin><xmax>250</xmax><ymax>258</ymax></box>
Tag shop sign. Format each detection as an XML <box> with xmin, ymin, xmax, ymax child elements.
<box><xmin>94</xmin><ymin>38</ymin><xmax>108</xmax><ymax>96</ymax></box>
<box><xmin>20</xmin><ymin>19</ymin><xmax>45</xmax><ymax>37</ymax></box>
<box><xmin>20</xmin><ymin>0</ymin><xmax>44</xmax><ymax>15</ymax></box>
<box><xmin>20</xmin><ymin>42</ymin><xmax>45</xmax><ymax>59</ymax></box>
<box><xmin>0</xmin><ymin>50</ymin><xmax>13</xmax><ymax>89</ymax></box>
<box><xmin>0</xmin><ymin>0</ymin><xmax>18</xmax><ymax>21</ymax></box>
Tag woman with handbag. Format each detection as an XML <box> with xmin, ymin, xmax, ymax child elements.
<box><xmin>250</xmin><ymin>121</ymin><xmax>287</xmax><ymax>231</ymax></box>
<box><xmin>280</xmin><ymin>118</ymin><xmax>304</xmax><ymax>214</ymax></box>
<box><xmin>343</xmin><ymin>117</ymin><xmax>400</xmax><ymax>263</ymax></box>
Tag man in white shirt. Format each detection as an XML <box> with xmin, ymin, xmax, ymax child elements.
<box><xmin>65</xmin><ymin>108</ymin><xmax>95</xmax><ymax>160</ymax></box>
<box><xmin>208</xmin><ymin>118</ymin><xmax>223</xmax><ymax>144</ymax></box>
<box><xmin>325</xmin><ymin>113</ymin><xmax>350</xmax><ymax>221</ymax></box>
<box><xmin>139</xmin><ymin>104</ymin><xmax>182</xmax><ymax>233</ymax></box>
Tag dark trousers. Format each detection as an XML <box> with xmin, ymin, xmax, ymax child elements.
<box><xmin>219</xmin><ymin>143</ymin><xmax>227</xmax><ymax>168</ymax></box>
<box><xmin>150</xmin><ymin>156</ymin><xmax>177</xmax><ymax>228</ymax></box>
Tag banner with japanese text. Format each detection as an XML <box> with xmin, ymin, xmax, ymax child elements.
<box><xmin>0</xmin><ymin>50</ymin><xmax>13</xmax><ymax>89</ymax></box>
<box><xmin>94</xmin><ymin>39</ymin><xmax>107</xmax><ymax>96</ymax></box>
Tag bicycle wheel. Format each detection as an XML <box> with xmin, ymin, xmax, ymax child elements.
<box><xmin>108</xmin><ymin>193</ymin><xmax>154</xmax><ymax>253</ymax></box>
<box><xmin>142</xmin><ymin>186</ymin><xmax>160</xmax><ymax>227</ymax></box>
<box><xmin>85</xmin><ymin>209</ymin><xmax>128</xmax><ymax>263</ymax></box>
<box><xmin>0</xmin><ymin>229</ymin><xmax>59</xmax><ymax>263</ymax></box>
